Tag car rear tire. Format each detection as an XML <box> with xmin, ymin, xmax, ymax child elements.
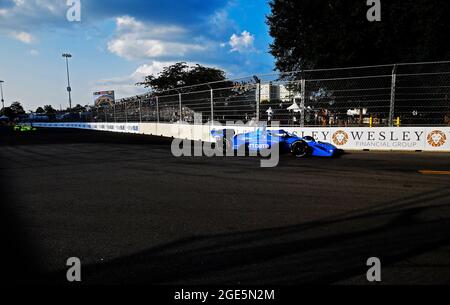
<box><xmin>291</xmin><ymin>141</ymin><xmax>309</xmax><ymax>158</ymax></box>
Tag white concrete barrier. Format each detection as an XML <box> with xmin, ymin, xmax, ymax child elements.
<box><xmin>32</xmin><ymin>122</ymin><xmax>450</xmax><ymax>152</ymax></box>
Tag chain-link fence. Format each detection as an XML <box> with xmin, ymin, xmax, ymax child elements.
<box><xmin>48</xmin><ymin>61</ymin><xmax>450</xmax><ymax>127</ymax></box>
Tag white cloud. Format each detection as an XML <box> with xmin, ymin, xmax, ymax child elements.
<box><xmin>10</xmin><ymin>31</ymin><xmax>35</xmax><ymax>44</ymax></box>
<box><xmin>0</xmin><ymin>0</ymin><xmax>66</xmax><ymax>30</ymax></box>
<box><xmin>107</xmin><ymin>38</ymin><xmax>206</xmax><ymax>60</ymax></box>
<box><xmin>13</xmin><ymin>0</ymin><xmax>26</xmax><ymax>6</ymax></box>
<box><xmin>0</xmin><ymin>1</ymin><xmax>67</xmax><ymax>44</ymax></box>
<box><xmin>229</xmin><ymin>31</ymin><xmax>255</xmax><ymax>53</ymax></box>
<box><xmin>210</xmin><ymin>10</ymin><xmax>229</xmax><ymax>29</ymax></box>
<box><xmin>9</xmin><ymin>0</ymin><xmax>65</xmax><ymax>14</ymax></box>
<box><xmin>107</xmin><ymin>16</ymin><xmax>209</xmax><ymax>60</ymax></box>
<box><xmin>209</xmin><ymin>9</ymin><xmax>237</xmax><ymax>35</ymax></box>
<box><xmin>29</xmin><ymin>49</ymin><xmax>39</xmax><ymax>56</ymax></box>
<box><xmin>208</xmin><ymin>0</ymin><xmax>240</xmax><ymax>36</ymax></box>
<box><xmin>115</xmin><ymin>16</ymin><xmax>185</xmax><ymax>37</ymax></box>
<box><xmin>132</xmin><ymin>61</ymin><xmax>176</xmax><ymax>78</ymax></box>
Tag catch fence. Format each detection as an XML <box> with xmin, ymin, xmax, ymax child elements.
<box><xmin>63</xmin><ymin>61</ymin><xmax>450</xmax><ymax>127</ymax></box>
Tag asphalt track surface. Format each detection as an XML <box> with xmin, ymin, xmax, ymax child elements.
<box><xmin>1</xmin><ymin>127</ymin><xmax>450</xmax><ymax>285</ymax></box>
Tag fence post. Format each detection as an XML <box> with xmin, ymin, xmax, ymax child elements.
<box><xmin>113</xmin><ymin>103</ymin><xmax>116</xmax><ymax>123</ymax></box>
<box><xmin>104</xmin><ymin>107</ymin><xmax>107</xmax><ymax>123</ymax></box>
<box><xmin>300</xmin><ymin>78</ymin><xmax>306</xmax><ymax>127</ymax></box>
<box><xmin>138</xmin><ymin>99</ymin><xmax>142</xmax><ymax>123</ymax></box>
<box><xmin>256</xmin><ymin>83</ymin><xmax>261</xmax><ymax>123</ymax></box>
<box><xmin>210</xmin><ymin>88</ymin><xmax>214</xmax><ymax>124</ymax></box>
<box><xmin>156</xmin><ymin>96</ymin><xmax>159</xmax><ymax>123</ymax></box>
<box><xmin>287</xmin><ymin>85</ymin><xmax>293</xmax><ymax>126</ymax></box>
<box><xmin>389</xmin><ymin>65</ymin><xmax>398</xmax><ymax>127</ymax></box>
<box><xmin>125</xmin><ymin>101</ymin><xmax>128</xmax><ymax>123</ymax></box>
<box><xmin>179</xmin><ymin>93</ymin><xmax>182</xmax><ymax>124</ymax></box>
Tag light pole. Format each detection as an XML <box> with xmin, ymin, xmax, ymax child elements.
<box><xmin>0</xmin><ymin>80</ymin><xmax>4</xmax><ymax>109</ymax></box>
<box><xmin>62</xmin><ymin>53</ymin><xmax>72</xmax><ymax>110</ymax></box>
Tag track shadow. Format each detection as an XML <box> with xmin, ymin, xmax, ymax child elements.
<box><xmin>0</xmin><ymin>127</ymin><xmax>173</xmax><ymax>147</ymax></box>
<box><xmin>0</xmin><ymin>129</ymin><xmax>43</xmax><ymax>284</ymax></box>
<box><xmin>4</xmin><ymin>127</ymin><xmax>450</xmax><ymax>284</ymax></box>
<box><xmin>45</xmin><ymin>188</ymin><xmax>450</xmax><ymax>285</ymax></box>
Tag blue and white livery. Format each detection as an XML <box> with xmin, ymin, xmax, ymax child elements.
<box><xmin>211</xmin><ymin>129</ymin><xmax>340</xmax><ymax>158</ymax></box>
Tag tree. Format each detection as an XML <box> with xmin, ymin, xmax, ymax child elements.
<box><xmin>0</xmin><ymin>107</ymin><xmax>13</xmax><ymax>118</ymax></box>
<box><xmin>72</xmin><ymin>104</ymin><xmax>85</xmax><ymax>112</ymax></box>
<box><xmin>0</xmin><ymin>102</ymin><xmax>25</xmax><ymax>120</ymax></box>
<box><xmin>44</xmin><ymin>105</ymin><xmax>56</xmax><ymax>114</ymax></box>
<box><xmin>10</xmin><ymin>102</ymin><xmax>25</xmax><ymax>116</ymax></box>
<box><xmin>267</xmin><ymin>0</ymin><xmax>450</xmax><ymax>71</ymax></box>
<box><xmin>43</xmin><ymin>105</ymin><xmax>57</xmax><ymax>120</ymax></box>
<box><xmin>35</xmin><ymin>107</ymin><xmax>45</xmax><ymax>113</ymax></box>
<box><xmin>136</xmin><ymin>62</ymin><xmax>227</xmax><ymax>93</ymax></box>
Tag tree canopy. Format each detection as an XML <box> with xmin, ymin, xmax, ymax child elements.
<box><xmin>71</xmin><ymin>104</ymin><xmax>85</xmax><ymax>112</ymax></box>
<box><xmin>267</xmin><ymin>0</ymin><xmax>450</xmax><ymax>71</ymax></box>
<box><xmin>43</xmin><ymin>105</ymin><xmax>56</xmax><ymax>114</ymax></box>
<box><xmin>10</xmin><ymin>102</ymin><xmax>25</xmax><ymax>115</ymax></box>
<box><xmin>136</xmin><ymin>62</ymin><xmax>227</xmax><ymax>93</ymax></box>
<box><xmin>0</xmin><ymin>102</ymin><xmax>25</xmax><ymax>119</ymax></box>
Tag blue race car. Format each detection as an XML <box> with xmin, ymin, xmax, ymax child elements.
<box><xmin>211</xmin><ymin>129</ymin><xmax>340</xmax><ymax>158</ymax></box>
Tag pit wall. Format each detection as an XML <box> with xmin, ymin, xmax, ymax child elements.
<box><xmin>32</xmin><ymin>122</ymin><xmax>450</xmax><ymax>152</ymax></box>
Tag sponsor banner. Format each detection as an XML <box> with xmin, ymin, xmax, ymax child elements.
<box><xmin>277</xmin><ymin>127</ymin><xmax>450</xmax><ymax>152</ymax></box>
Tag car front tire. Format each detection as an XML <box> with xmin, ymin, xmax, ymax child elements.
<box><xmin>291</xmin><ymin>141</ymin><xmax>309</xmax><ymax>158</ymax></box>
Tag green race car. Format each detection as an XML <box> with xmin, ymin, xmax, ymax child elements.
<box><xmin>14</xmin><ymin>124</ymin><xmax>37</xmax><ymax>132</ymax></box>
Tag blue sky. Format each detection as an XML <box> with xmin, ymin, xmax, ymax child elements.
<box><xmin>0</xmin><ymin>0</ymin><xmax>274</xmax><ymax>111</ymax></box>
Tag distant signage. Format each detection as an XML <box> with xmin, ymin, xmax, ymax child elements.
<box><xmin>93</xmin><ymin>90</ymin><xmax>115</xmax><ymax>107</ymax></box>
